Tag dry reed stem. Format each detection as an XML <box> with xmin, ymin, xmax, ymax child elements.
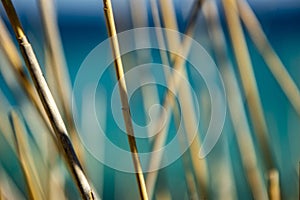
<box><xmin>9</xmin><ymin>110</ymin><xmax>44</xmax><ymax>200</ymax></box>
<box><xmin>222</xmin><ymin>0</ymin><xmax>275</xmax><ymax>170</ymax></box>
<box><xmin>203</xmin><ymin>1</ymin><xmax>268</xmax><ymax>199</ymax></box>
<box><xmin>0</xmin><ymin>1</ymin><xmax>95</xmax><ymax>199</ymax></box>
<box><xmin>155</xmin><ymin>189</ymin><xmax>172</xmax><ymax>200</ymax></box>
<box><xmin>102</xmin><ymin>0</ymin><xmax>148</xmax><ymax>199</ymax></box>
<box><xmin>38</xmin><ymin>0</ymin><xmax>86</xmax><ymax>165</ymax></box>
<box><xmin>0</xmin><ymin>89</ymin><xmax>57</xmax><ymax>199</ymax></box>
<box><xmin>146</xmin><ymin>0</ymin><xmax>208</xmax><ymax>198</ymax></box>
<box><xmin>268</xmin><ymin>169</ymin><xmax>281</xmax><ymax>200</ymax></box>
<box><xmin>236</xmin><ymin>0</ymin><xmax>300</xmax><ymax>116</ymax></box>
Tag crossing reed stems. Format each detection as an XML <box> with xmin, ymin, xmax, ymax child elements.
<box><xmin>0</xmin><ymin>0</ymin><xmax>95</xmax><ymax>199</ymax></box>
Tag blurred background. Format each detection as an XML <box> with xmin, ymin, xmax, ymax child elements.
<box><xmin>0</xmin><ymin>0</ymin><xmax>300</xmax><ymax>199</ymax></box>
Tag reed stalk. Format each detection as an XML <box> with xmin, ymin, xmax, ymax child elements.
<box><xmin>102</xmin><ymin>0</ymin><xmax>148</xmax><ymax>199</ymax></box>
<box><xmin>0</xmin><ymin>91</ymin><xmax>49</xmax><ymax>192</ymax></box>
<box><xmin>237</xmin><ymin>0</ymin><xmax>300</xmax><ymax>116</ymax></box>
<box><xmin>222</xmin><ymin>0</ymin><xmax>275</xmax><ymax>171</ymax></box>
<box><xmin>9</xmin><ymin>110</ymin><xmax>44</xmax><ymax>200</ymax></box>
<box><xmin>268</xmin><ymin>169</ymin><xmax>281</xmax><ymax>200</ymax></box>
<box><xmin>203</xmin><ymin>1</ymin><xmax>268</xmax><ymax>199</ymax></box>
<box><xmin>0</xmin><ymin>0</ymin><xmax>95</xmax><ymax>199</ymax></box>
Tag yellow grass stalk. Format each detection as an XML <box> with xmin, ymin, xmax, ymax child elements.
<box><xmin>237</xmin><ymin>0</ymin><xmax>300</xmax><ymax>116</ymax></box>
<box><xmin>0</xmin><ymin>88</ymin><xmax>60</xmax><ymax>199</ymax></box>
<box><xmin>37</xmin><ymin>0</ymin><xmax>86</xmax><ymax>164</ymax></box>
<box><xmin>9</xmin><ymin>110</ymin><xmax>44</xmax><ymax>200</ymax></box>
<box><xmin>268</xmin><ymin>169</ymin><xmax>281</xmax><ymax>200</ymax></box>
<box><xmin>0</xmin><ymin>1</ymin><xmax>95</xmax><ymax>199</ymax></box>
<box><xmin>203</xmin><ymin>1</ymin><xmax>268</xmax><ymax>199</ymax></box>
<box><xmin>102</xmin><ymin>0</ymin><xmax>148</xmax><ymax>199</ymax></box>
<box><xmin>222</xmin><ymin>0</ymin><xmax>275</xmax><ymax>170</ymax></box>
<box><xmin>155</xmin><ymin>189</ymin><xmax>172</xmax><ymax>200</ymax></box>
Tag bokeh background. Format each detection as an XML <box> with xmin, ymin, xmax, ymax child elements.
<box><xmin>0</xmin><ymin>0</ymin><xmax>300</xmax><ymax>199</ymax></box>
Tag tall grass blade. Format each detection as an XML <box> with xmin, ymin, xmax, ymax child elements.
<box><xmin>268</xmin><ymin>169</ymin><xmax>281</xmax><ymax>200</ymax></box>
<box><xmin>9</xmin><ymin>110</ymin><xmax>44</xmax><ymax>200</ymax></box>
<box><xmin>102</xmin><ymin>0</ymin><xmax>148</xmax><ymax>199</ymax></box>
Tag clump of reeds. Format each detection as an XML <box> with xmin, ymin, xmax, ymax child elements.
<box><xmin>0</xmin><ymin>0</ymin><xmax>95</xmax><ymax>199</ymax></box>
<box><xmin>0</xmin><ymin>0</ymin><xmax>297</xmax><ymax>199</ymax></box>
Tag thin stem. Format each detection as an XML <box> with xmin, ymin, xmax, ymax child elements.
<box><xmin>102</xmin><ymin>0</ymin><xmax>148</xmax><ymax>199</ymax></box>
<box><xmin>268</xmin><ymin>169</ymin><xmax>281</xmax><ymax>200</ymax></box>
<box><xmin>0</xmin><ymin>1</ymin><xmax>95</xmax><ymax>199</ymax></box>
<box><xmin>9</xmin><ymin>110</ymin><xmax>44</xmax><ymax>200</ymax></box>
